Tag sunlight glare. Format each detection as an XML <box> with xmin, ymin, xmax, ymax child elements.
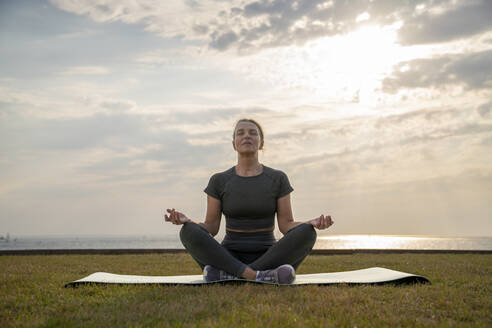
<box><xmin>242</xmin><ymin>24</ymin><xmax>407</xmax><ymax>109</ymax></box>
<box><xmin>301</xmin><ymin>25</ymin><xmax>401</xmax><ymax>103</ymax></box>
<box><xmin>317</xmin><ymin>235</ymin><xmax>423</xmax><ymax>249</ymax></box>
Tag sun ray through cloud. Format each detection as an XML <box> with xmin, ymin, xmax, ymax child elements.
<box><xmin>0</xmin><ymin>0</ymin><xmax>491</xmax><ymax>237</ymax></box>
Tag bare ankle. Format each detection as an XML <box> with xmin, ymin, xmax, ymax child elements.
<box><xmin>241</xmin><ymin>267</ymin><xmax>257</xmax><ymax>280</ymax></box>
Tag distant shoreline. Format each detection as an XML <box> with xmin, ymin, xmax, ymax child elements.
<box><xmin>1</xmin><ymin>248</ymin><xmax>491</xmax><ymax>256</ymax></box>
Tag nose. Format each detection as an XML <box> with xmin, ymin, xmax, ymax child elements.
<box><xmin>241</xmin><ymin>135</ymin><xmax>253</xmax><ymax>145</ymax></box>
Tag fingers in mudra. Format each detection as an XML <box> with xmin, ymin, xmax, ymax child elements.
<box><xmin>165</xmin><ymin>209</ymin><xmax>172</xmax><ymax>222</ymax></box>
<box><xmin>172</xmin><ymin>209</ymin><xmax>180</xmax><ymax>224</ymax></box>
<box><xmin>165</xmin><ymin>208</ymin><xmax>178</xmax><ymax>224</ymax></box>
<box><xmin>317</xmin><ymin>214</ymin><xmax>334</xmax><ymax>229</ymax></box>
<box><xmin>326</xmin><ymin>215</ymin><xmax>334</xmax><ymax>228</ymax></box>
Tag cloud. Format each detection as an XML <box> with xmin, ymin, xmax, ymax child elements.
<box><xmin>206</xmin><ymin>0</ymin><xmax>492</xmax><ymax>52</ymax></box>
<box><xmin>49</xmin><ymin>0</ymin><xmax>244</xmax><ymax>41</ymax></box>
<box><xmin>397</xmin><ymin>0</ymin><xmax>492</xmax><ymax>45</ymax></box>
<box><xmin>382</xmin><ymin>49</ymin><xmax>492</xmax><ymax>93</ymax></box>
<box><xmin>1</xmin><ymin>113</ymin><xmax>149</xmax><ymax>152</ymax></box>
<box><xmin>100</xmin><ymin>99</ymin><xmax>136</xmax><ymax>112</ymax></box>
<box><xmin>227</xmin><ymin>0</ymin><xmax>492</xmax><ymax>51</ymax></box>
<box><xmin>207</xmin><ymin>0</ymin><xmax>366</xmax><ymax>51</ymax></box>
<box><xmin>59</xmin><ymin>65</ymin><xmax>110</xmax><ymax>75</ymax></box>
<box><xmin>373</xmin><ymin>104</ymin><xmax>492</xmax><ymax>147</ymax></box>
<box><xmin>49</xmin><ymin>0</ymin><xmax>492</xmax><ymax>54</ymax></box>
<box><xmin>2</xmin><ymin>92</ymin><xmax>492</xmax><ymax>235</ymax></box>
<box><xmin>477</xmin><ymin>100</ymin><xmax>492</xmax><ymax>118</ymax></box>
<box><xmin>270</xmin><ymin>102</ymin><xmax>492</xmax><ymax>181</ymax></box>
<box><xmin>135</xmin><ymin>46</ymin><xmax>209</xmax><ymax>68</ymax></box>
<box><xmin>56</xmin><ymin>28</ymin><xmax>101</xmax><ymax>39</ymax></box>
<box><xmin>3</xmin><ymin>1</ymin><xmax>492</xmax><ymax>236</ymax></box>
<box><xmin>209</xmin><ymin>31</ymin><xmax>239</xmax><ymax>51</ymax></box>
<box><xmin>0</xmin><ymin>98</ymin><xmax>282</xmax><ymax>180</ymax></box>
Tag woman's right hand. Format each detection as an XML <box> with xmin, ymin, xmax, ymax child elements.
<box><xmin>308</xmin><ymin>214</ymin><xmax>334</xmax><ymax>230</ymax></box>
<box><xmin>164</xmin><ymin>208</ymin><xmax>190</xmax><ymax>225</ymax></box>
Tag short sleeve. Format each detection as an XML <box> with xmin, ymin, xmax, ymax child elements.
<box><xmin>204</xmin><ymin>174</ymin><xmax>221</xmax><ymax>200</ymax></box>
<box><xmin>277</xmin><ymin>171</ymin><xmax>294</xmax><ymax>198</ymax></box>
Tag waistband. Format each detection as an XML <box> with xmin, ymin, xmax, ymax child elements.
<box><xmin>224</xmin><ymin>229</ymin><xmax>275</xmax><ymax>241</ymax></box>
<box><xmin>226</xmin><ymin>217</ymin><xmax>275</xmax><ymax>230</ymax></box>
<box><xmin>222</xmin><ymin>230</ymin><xmax>276</xmax><ymax>252</ymax></box>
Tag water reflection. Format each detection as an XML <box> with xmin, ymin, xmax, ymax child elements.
<box><xmin>315</xmin><ymin>235</ymin><xmax>492</xmax><ymax>250</ymax></box>
<box><xmin>1</xmin><ymin>234</ymin><xmax>491</xmax><ymax>251</ymax></box>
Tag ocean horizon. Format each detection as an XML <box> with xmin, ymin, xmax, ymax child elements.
<box><xmin>1</xmin><ymin>234</ymin><xmax>491</xmax><ymax>251</ymax></box>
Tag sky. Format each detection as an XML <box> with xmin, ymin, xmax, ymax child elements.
<box><xmin>0</xmin><ymin>0</ymin><xmax>491</xmax><ymax>238</ymax></box>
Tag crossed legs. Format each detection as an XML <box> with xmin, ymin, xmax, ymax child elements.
<box><xmin>179</xmin><ymin>222</ymin><xmax>317</xmax><ymax>278</ymax></box>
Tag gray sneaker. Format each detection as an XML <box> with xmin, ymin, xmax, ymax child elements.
<box><xmin>203</xmin><ymin>265</ymin><xmax>239</xmax><ymax>282</ymax></box>
<box><xmin>256</xmin><ymin>264</ymin><xmax>296</xmax><ymax>284</ymax></box>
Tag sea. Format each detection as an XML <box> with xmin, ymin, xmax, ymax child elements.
<box><xmin>1</xmin><ymin>234</ymin><xmax>492</xmax><ymax>251</ymax></box>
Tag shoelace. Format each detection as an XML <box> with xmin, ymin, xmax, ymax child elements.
<box><xmin>204</xmin><ymin>266</ymin><xmax>238</xmax><ymax>281</ymax></box>
<box><xmin>258</xmin><ymin>270</ymin><xmax>278</xmax><ymax>282</ymax></box>
<box><xmin>220</xmin><ymin>271</ymin><xmax>238</xmax><ymax>280</ymax></box>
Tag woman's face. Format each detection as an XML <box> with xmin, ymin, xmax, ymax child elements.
<box><xmin>232</xmin><ymin>121</ymin><xmax>263</xmax><ymax>153</ymax></box>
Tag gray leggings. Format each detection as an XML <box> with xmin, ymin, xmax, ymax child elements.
<box><xmin>179</xmin><ymin>222</ymin><xmax>317</xmax><ymax>277</ymax></box>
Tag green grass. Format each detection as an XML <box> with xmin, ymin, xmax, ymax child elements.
<box><xmin>1</xmin><ymin>253</ymin><xmax>491</xmax><ymax>327</ymax></box>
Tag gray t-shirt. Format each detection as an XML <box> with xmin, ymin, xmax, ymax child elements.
<box><xmin>204</xmin><ymin>165</ymin><xmax>294</xmax><ymax>230</ymax></box>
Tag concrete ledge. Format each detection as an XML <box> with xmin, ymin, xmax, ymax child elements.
<box><xmin>1</xmin><ymin>248</ymin><xmax>491</xmax><ymax>256</ymax></box>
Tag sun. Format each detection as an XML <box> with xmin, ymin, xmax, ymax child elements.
<box><xmin>297</xmin><ymin>24</ymin><xmax>402</xmax><ymax>103</ymax></box>
<box><xmin>244</xmin><ymin>24</ymin><xmax>407</xmax><ymax>108</ymax></box>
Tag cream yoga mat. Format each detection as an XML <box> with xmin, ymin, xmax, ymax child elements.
<box><xmin>65</xmin><ymin>267</ymin><xmax>430</xmax><ymax>287</ymax></box>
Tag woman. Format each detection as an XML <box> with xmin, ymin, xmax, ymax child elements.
<box><xmin>164</xmin><ymin>118</ymin><xmax>334</xmax><ymax>284</ymax></box>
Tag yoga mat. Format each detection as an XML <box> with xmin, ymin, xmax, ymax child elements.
<box><xmin>65</xmin><ymin>267</ymin><xmax>429</xmax><ymax>287</ymax></box>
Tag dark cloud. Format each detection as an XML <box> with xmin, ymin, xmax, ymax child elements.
<box><xmin>100</xmin><ymin>99</ymin><xmax>135</xmax><ymax>112</ymax></box>
<box><xmin>41</xmin><ymin>0</ymin><xmax>491</xmax><ymax>53</ymax></box>
<box><xmin>206</xmin><ymin>0</ymin><xmax>492</xmax><ymax>52</ymax></box>
<box><xmin>397</xmin><ymin>0</ymin><xmax>492</xmax><ymax>45</ymax></box>
<box><xmin>209</xmin><ymin>0</ymin><xmax>353</xmax><ymax>51</ymax></box>
<box><xmin>374</xmin><ymin>107</ymin><xmax>462</xmax><ymax>129</ymax></box>
<box><xmin>382</xmin><ymin>49</ymin><xmax>492</xmax><ymax>93</ymax></box>
<box><xmin>477</xmin><ymin>101</ymin><xmax>492</xmax><ymax>118</ymax></box>
<box><xmin>192</xmin><ymin>24</ymin><xmax>209</xmax><ymax>35</ymax></box>
<box><xmin>184</xmin><ymin>0</ymin><xmax>200</xmax><ymax>8</ymax></box>
<box><xmin>42</xmin><ymin>0</ymin><xmax>492</xmax><ymax>53</ymax></box>
<box><xmin>399</xmin><ymin>122</ymin><xmax>492</xmax><ymax>146</ymax></box>
<box><xmin>209</xmin><ymin>31</ymin><xmax>239</xmax><ymax>50</ymax></box>
<box><xmin>450</xmin><ymin>50</ymin><xmax>492</xmax><ymax>88</ymax></box>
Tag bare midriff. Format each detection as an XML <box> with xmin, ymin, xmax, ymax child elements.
<box><xmin>226</xmin><ymin>226</ymin><xmax>275</xmax><ymax>233</ymax></box>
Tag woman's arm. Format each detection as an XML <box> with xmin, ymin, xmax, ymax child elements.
<box><xmin>277</xmin><ymin>194</ymin><xmax>301</xmax><ymax>234</ymax></box>
<box><xmin>277</xmin><ymin>194</ymin><xmax>334</xmax><ymax>235</ymax></box>
<box><xmin>201</xmin><ymin>195</ymin><xmax>222</xmax><ymax>236</ymax></box>
<box><xmin>164</xmin><ymin>195</ymin><xmax>222</xmax><ymax>236</ymax></box>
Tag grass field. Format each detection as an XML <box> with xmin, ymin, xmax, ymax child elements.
<box><xmin>1</xmin><ymin>253</ymin><xmax>491</xmax><ymax>327</ymax></box>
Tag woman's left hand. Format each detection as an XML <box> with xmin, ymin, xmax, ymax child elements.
<box><xmin>308</xmin><ymin>214</ymin><xmax>334</xmax><ymax>230</ymax></box>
